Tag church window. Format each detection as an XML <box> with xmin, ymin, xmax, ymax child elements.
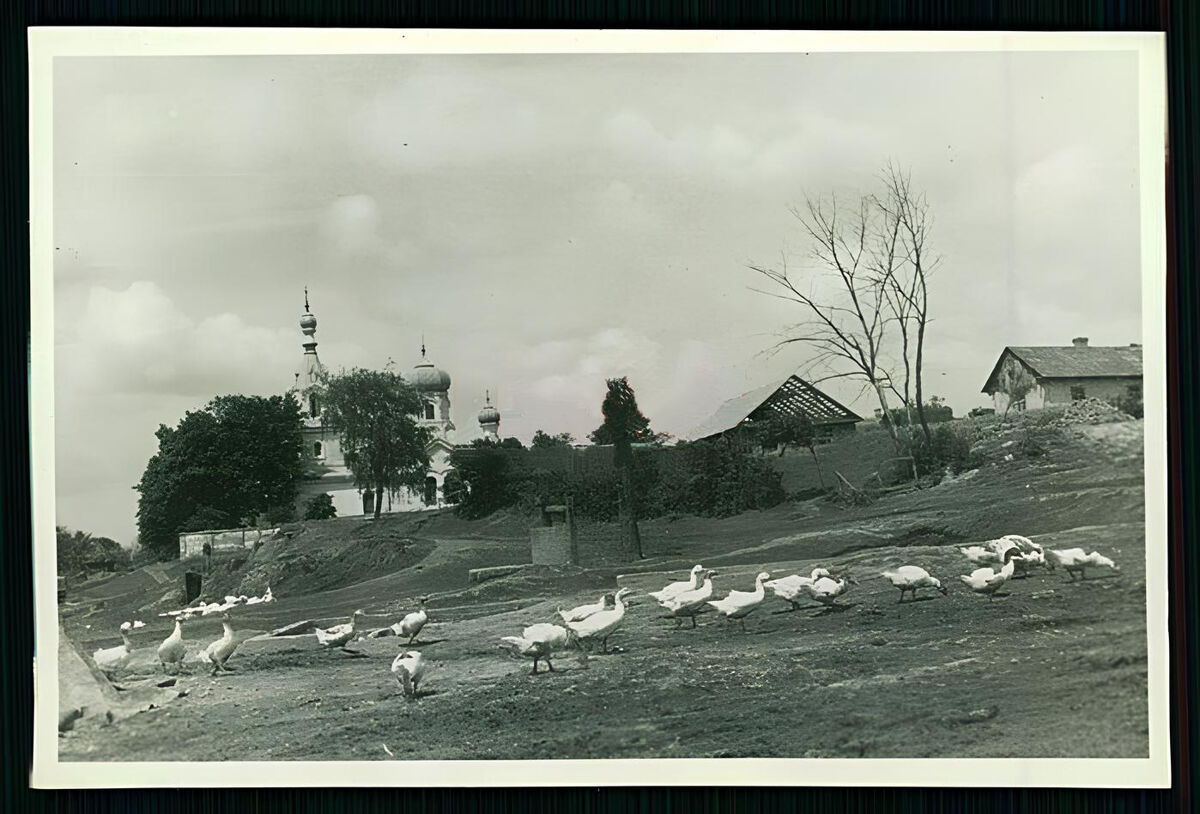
<box><xmin>313</xmin><ymin>441</ymin><xmax>323</xmax><ymax>458</ymax></box>
<box><xmin>424</xmin><ymin>402</ymin><xmax>435</xmax><ymax>420</ymax></box>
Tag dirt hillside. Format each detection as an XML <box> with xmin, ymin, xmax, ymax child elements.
<box><xmin>58</xmin><ymin>415</ymin><xmax>1149</xmax><ymax>761</ymax></box>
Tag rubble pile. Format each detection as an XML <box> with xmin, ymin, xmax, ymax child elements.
<box><xmin>1058</xmin><ymin>397</ymin><xmax>1132</xmax><ymax>425</ymax></box>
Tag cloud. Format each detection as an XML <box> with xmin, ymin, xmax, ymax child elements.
<box><xmin>61</xmin><ymin>281</ymin><xmax>299</xmax><ymax>397</ymax></box>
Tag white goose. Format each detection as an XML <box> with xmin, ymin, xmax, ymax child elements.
<box><xmin>806</xmin><ymin>574</ymin><xmax>855</xmax><ymax>607</ymax></box>
<box><xmin>660</xmin><ymin>569</ymin><xmax>718</xmax><ymax>628</ymax></box>
<box><xmin>157</xmin><ymin>617</ymin><xmax>187</xmax><ymax>673</ymax></box>
<box><xmin>566</xmin><ymin>587</ymin><xmax>633</xmax><ymax>653</ymax></box>
<box><xmin>558</xmin><ymin>593</ymin><xmax>612</xmax><ymax>624</ymax></box>
<box><xmin>245</xmin><ymin>586</ymin><xmax>274</xmax><ymax>606</ymax></box>
<box><xmin>764</xmin><ymin>568</ymin><xmax>832</xmax><ymax>611</ymax></box>
<box><xmin>499</xmin><ymin>623</ymin><xmax>572</xmax><ymax>674</ymax></box>
<box><xmin>882</xmin><ymin>566</ymin><xmax>947</xmax><ymax>602</ymax></box>
<box><xmin>316</xmin><ymin>609</ymin><xmax>366</xmax><ymax>651</ymax></box>
<box><xmin>203</xmin><ymin>612</ymin><xmax>239</xmax><ymax>676</ymax></box>
<box><xmin>960</xmin><ymin>558</ymin><xmax>1016</xmax><ymax>600</ymax></box>
<box><xmin>93</xmin><ymin>622</ymin><xmax>134</xmax><ymax>673</ymax></box>
<box><xmin>959</xmin><ymin>545</ymin><xmax>1003</xmax><ymax>566</ymax></box>
<box><xmin>394</xmin><ymin>597</ymin><xmax>429</xmax><ymax>645</ymax></box>
<box><xmin>390</xmin><ymin>649</ymin><xmax>427</xmax><ymax>698</ymax></box>
<box><xmin>707</xmin><ymin>572</ymin><xmax>771</xmax><ymax>631</ymax></box>
<box><xmin>1048</xmin><ymin>548</ymin><xmax>1119</xmax><ymax>581</ymax></box>
<box><xmin>648</xmin><ymin>565</ymin><xmax>705</xmax><ymax>604</ymax></box>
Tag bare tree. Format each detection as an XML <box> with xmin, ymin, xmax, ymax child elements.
<box><xmin>750</xmin><ymin>165</ymin><xmax>939</xmax><ymax>455</ymax></box>
<box><xmin>873</xmin><ymin>164</ymin><xmax>939</xmax><ymax>445</ymax></box>
<box><xmin>749</xmin><ymin>192</ymin><xmax>901</xmax><ymax>450</ymax></box>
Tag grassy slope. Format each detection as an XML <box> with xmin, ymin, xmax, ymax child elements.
<box><xmin>59</xmin><ymin>418</ymin><xmax>1149</xmax><ymax>760</ymax></box>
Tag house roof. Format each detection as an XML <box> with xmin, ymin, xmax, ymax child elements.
<box><xmin>981</xmin><ymin>345</ymin><xmax>1143</xmax><ymax>393</ymax></box>
<box><xmin>684</xmin><ymin>374</ymin><xmax>862</xmax><ymax>441</ymax></box>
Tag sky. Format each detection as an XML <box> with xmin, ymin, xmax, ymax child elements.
<box><xmin>51</xmin><ymin>49</ymin><xmax>1145</xmax><ymax>545</ymax></box>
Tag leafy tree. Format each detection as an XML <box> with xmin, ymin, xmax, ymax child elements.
<box><xmin>136</xmin><ymin>394</ymin><xmax>304</xmax><ymax>560</ymax></box>
<box><xmin>57</xmin><ymin>526</ymin><xmax>130</xmax><ymax>576</ymax></box>
<box><xmin>499</xmin><ymin>436</ymin><xmax>526</xmax><ymax>450</ymax></box>
<box><xmin>442</xmin><ymin>469</ymin><xmax>467</xmax><ymax>505</ymax></box>
<box><xmin>531</xmin><ymin>430</ymin><xmax>575</xmax><ymax>450</ymax></box>
<box><xmin>753</xmin><ymin>413</ymin><xmax>825</xmax><ymax>487</ymax></box>
<box><xmin>997</xmin><ymin>358</ymin><xmax>1037</xmax><ymax>419</ymax></box>
<box><xmin>589</xmin><ymin>377</ymin><xmax>656</xmax><ymax>561</ymax></box>
<box><xmin>303</xmin><ymin>493</ymin><xmax>338</xmax><ymax>520</ymax></box>
<box><xmin>887</xmin><ymin>396</ymin><xmax>954</xmax><ymax>427</ymax></box>
<box><xmin>448</xmin><ymin>438</ymin><xmax>520</xmax><ymax>519</ymax></box>
<box><xmin>319</xmin><ymin>368</ymin><xmax>432</xmax><ymax>519</ymax></box>
<box><xmin>56</xmin><ymin>526</ymin><xmax>90</xmax><ymax>576</ymax></box>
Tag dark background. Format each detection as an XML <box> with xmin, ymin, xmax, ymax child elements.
<box><xmin>2</xmin><ymin>1</ymin><xmax>1196</xmax><ymax>811</ymax></box>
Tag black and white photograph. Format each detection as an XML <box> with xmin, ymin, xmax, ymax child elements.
<box><xmin>30</xmin><ymin>29</ymin><xmax>1168</xmax><ymax>787</ymax></box>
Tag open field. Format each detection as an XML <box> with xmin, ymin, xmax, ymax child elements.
<box><xmin>57</xmin><ymin>418</ymin><xmax>1149</xmax><ymax>761</ymax></box>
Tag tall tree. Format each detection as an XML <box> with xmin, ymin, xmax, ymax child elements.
<box><xmin>531</xmin><ymin>430</ymin><xmax>575</xmax><ymax>450</ymax></box>
<box><xmin>135</xmin><ymin>394</ymin><xmax>304</xmax><ymax>560</ymax></box>
<box><xmin>319</xmin><ymin>368</ymin><xmax>432</xmax><ymax>519</ymax></box>
<box><xmin>749</xmin><ymin>164</ymin><xmax>939</xmax><ymax>452</ymax></box>
<box><xmin>589</xmin><ymin>377</ymin><xmax>656</xmax><ymax>561</ymax></box>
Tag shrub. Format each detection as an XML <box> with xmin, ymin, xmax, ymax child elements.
<box><xmin>302</xmin><ymin>493</ymin><xmax>337</xmax><ymax>521</ymax></box>
<box><xmin>266</xmin><ymin>503</ymin><xmax>298</xmax><ymax>524</ymax></box>
<box><xmin>888</xmin><ymin>398</ymin><xmax>954</xmax><ymax>427</ymax></box>
<box><xmin>911</xmin><ymin>421</ymin><xmax>976</xmax><ymax>477</ymax></box>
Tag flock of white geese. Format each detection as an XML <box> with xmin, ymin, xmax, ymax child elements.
<box><xmin>91</xmin><ymin>535</ymin><xmax>1118</xmax><ymax>701</ymax></box>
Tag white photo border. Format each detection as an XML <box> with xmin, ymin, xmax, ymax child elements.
<box><xmin>28</xmin><ymin>27</ymin><xmax>1170</xmax><ymax>789</ymax></box>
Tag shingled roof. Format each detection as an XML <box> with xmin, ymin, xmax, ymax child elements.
<box><xmin>982</xmin><ymin>344</ymin><xmax>1143</xmax><ymax>393</ymax></box>
<box><xmin>685</xmin><ymin>374</ymin><xmax>862</xmax><ymax>441</ymax></box>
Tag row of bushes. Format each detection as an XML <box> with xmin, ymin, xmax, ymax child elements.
<box><xmin>449</xmin><ymin>438</ymin><xmax>787</xmax><ymax>522</ymax></box>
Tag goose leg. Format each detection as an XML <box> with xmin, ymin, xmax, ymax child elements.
<box><xmin>546</xmin><ymin>658</ymin><xmax>556</xmax><ymax>672</ymax></box>
<box><xmin>601</xmin><ymin>636</ymin><xmax>609</xmax><ymax>654</ymax></box>
<box><xmin>690</xmin><ymin>616</ymin><xmax>697</xmax><ymax>629</ymax></box>
<box><xmin>531</xmin><ymin>658</ymin><xmax>539</xmax><ymax>675</ymax></box>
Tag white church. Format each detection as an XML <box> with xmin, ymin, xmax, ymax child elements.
<box><xmin>291</xmin><ymin>294</ymin><xmax>501</xmax><ymax>518</ymax></box>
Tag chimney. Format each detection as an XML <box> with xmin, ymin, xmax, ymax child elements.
<box><xmin>1072</xmin><ymin>337</ymin><xmax>1089</xmax><ymax>348</ymax></box>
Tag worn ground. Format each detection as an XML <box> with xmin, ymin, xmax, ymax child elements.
<box><xmin>58</xmin><ymin>418</ymin><xmax>1149</xmax><ymax>761</ymax></box>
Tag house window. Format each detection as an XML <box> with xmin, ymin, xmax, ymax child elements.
<box><xmin>424</xmin><ymin>402</ymin><xmax>435</xmax><ymax>420</ymax></box>
<box><xmin>1070</xmin><ymin>385</ymin><xmax>1086</xmax><ymax>401</ymax></box>
<box><xmin>313</xmin><ymin>441</ymin><xmax>323</xmax><ymax>458</ymax></box>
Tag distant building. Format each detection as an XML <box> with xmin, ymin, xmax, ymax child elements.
<box><xmin>981</xmin><ymin>337</ymin><xmax>1143</xmax><ymax>413</ymax></box>
<box><xmin>292</xmin><ymin>293</ymin><xmax>488</xmax><ymax>517</ymax></box>
<box><xmin>683</xmin><ymin>374</ymin><xmax>862</xmax><ymax>444</ymax></box>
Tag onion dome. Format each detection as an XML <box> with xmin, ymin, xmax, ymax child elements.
<box><xmin>300</xmin><ymin>287</ymin><xmax>317</xmax><ymax>336</ymax></box>
<box><xmin>478</xmin><ymin>391</ymin><xmax>500</xmax><ymax>425</ymax></box>
<box><xmin>411</xmin><ymin>343</ymin><xmax>451</xmax><ymax>392</ymax></box>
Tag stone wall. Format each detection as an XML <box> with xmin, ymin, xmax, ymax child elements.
<box><xmin>178</xmin><ymin>526</ymin><xmax>280</xmax><ymax>560</ymax></box>
<box><xmin>1041</xmin><ymin>377</ymin><xmax>1140</xmax><ymax>407</ymax></box>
